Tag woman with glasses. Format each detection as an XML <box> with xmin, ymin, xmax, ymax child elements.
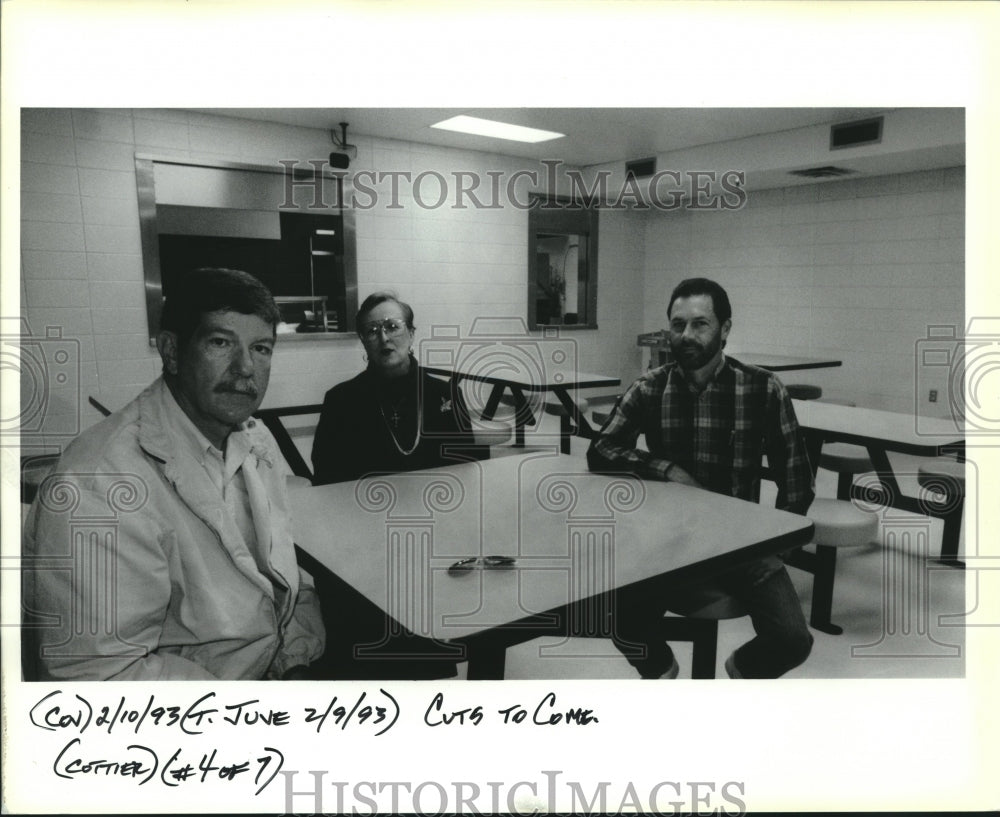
<box><xmin>308</xmin><ymin>291</ymin><xmax>478</xmax><ymax>680</ymax></box>
<box><xmin>311</xmin><ymin>291</ymin><xmax>482</xmax><ymax>485</ymax></box>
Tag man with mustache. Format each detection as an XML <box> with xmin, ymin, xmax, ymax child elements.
<box><xmin>588</xmin><ymin>277</ymin><xmax>814</xmax><ymax>679</ymax></box>
<box><xmin>23</xmin><ymin>268</ymin><xmax>325</xmax><ymax>680</ymax></box>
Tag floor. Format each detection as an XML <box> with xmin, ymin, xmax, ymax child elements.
<box><xmin>462</xmin><ymin>436</ymin><xmax>968</xmax><ymax>681</ymax></box>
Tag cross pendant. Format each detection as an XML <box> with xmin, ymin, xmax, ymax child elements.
<box><xmin>391</xmin><ymin>410</ymin><xmax>400</xmax><ymax>427</ymax></box>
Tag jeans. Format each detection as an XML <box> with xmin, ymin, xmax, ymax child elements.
<box><xmin>611</xmin><ymin>561</ymin><xmax>813</xmax><ymax>679</ymax></box>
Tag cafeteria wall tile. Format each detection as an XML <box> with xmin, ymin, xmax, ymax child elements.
<box><xmin>783</xmin><ymin>184</ymin><xmax>819</xmax><ymax>205</ymax></box>
<box><xmin>890</xmin><ymin>263</ymin><xmax>950</xmax><ymax>288</ymax></box>
<box><xmin>74</xmin><ymin>138</ymin><xmax>137</xmax><ymax>172</ymax></box>
<box><xmin>855</xmin><ymin>195</ymin><xmax>901</xmax><ymax>221</ymax></box>
<box><xmin>89</xmin><ymin>281</ymin><xmax>146</xmax><ymax>310</ymax></box>
<box><xmin>83</xmin><ymin>224</ymin><xmax>142</xmax><ymax>255</ymax></box>
<box><xmin>21</xmin><ymin>132</ymin><xmax>78</xmax><ymax>167</ymax></box>
<box><xmin>132</xmin><ymin>108</ymin><xmax>190</xmax><ymax>124</ymax></box>
<box><xmin>86</xmin><ymin>253</ymin><xmax>143</xmax><ymax>281</ymax></box>
<box><xmin>941</xmin><ymin>237</ymin><xmax>964</xmax><ymax>263</ymax></box>
<box><xmin>20</xmin><ymin>192</ymin><xmax>83</xmax><ymax>224</ymax></box>
<box><xmin>94</xmin><ymin>333</ymin><xmax>157</xmax><ymax>362</ymax></box>
<box><xmin>21</xmin><ymin>161</ymin><xmax>79</xmax><ymax>195</ymax></box>
<box><xmin>81</xmin><ymin>196</ymin><xmax>140</xmax><ymax>228</ymax></box>
<box><xmin>91</xmin><ymin>307</ymin><xmax>148</xmax><ymax>335</ymax></box>
<box><xmin>813</xmin><ymin>199</ymin><xmax>858</xmax><ymax>223</ymax></box>
<box><xmin>21</xmin><ymin>109</ymin><xmax>74</xmax><ymax>136</ymax></box>
<box><xmin>853</xmin><ymin>174</ymin><xmax>900</xmax><ymax>197</ymax></box>
<box><xmin>746</xmin><ymin>187</ymin><xmax>784</xmax><ymax>209</ymax></box>
<box><xmin>71</xmin><ymin>110</ymin><xmax>135</xmax><ymax>144</ymax></box>
<box><xmin>133</xmin><ymin>118</ymin><xmax>191</xmax><ymax>151</ymax></box>
<box><xmin>188</xmin><ymin>124</ymin><xmax>249</xmax><ymax>156</ymax></box>
<box><xmin>97</xmin><ymin>358</ymin><xmax>161</xmax><ymax>387</ymax></box>
<box><xmin>78</xmin><ymin>168</ymin><xmax>138</xmax><ymax>200</ymax></box>
<box><xmin>939</xmin><ymin>213</ymin><xmax>963</xmax><ymax>237</ymax></box>
<box><xmin>895</xmin><ymin>168</ymin><xmax>944</xmax><ymax>194</ymax></box>
<box><xmin>892</xmin><ymin>191</ymin><xmax>946</xmax><ymax>218</ymax></box>
<box><xmin>21</xmin><ymin>221</ymin><xmax>86</xmax><ymax>252</ymax></box>
<box><xmin>373</xmin><ymin>238</ymin><xmax>416</xmax><ymax>262</ymax></box>
<box><xmin>24</xmin><ymin>279</ymin><xmax>91</xmax><ymax>309</ymax></box>
<box><xmin>370</xmin><ymin>213</ymin><xmax>414</xmax><ymax>241</ymax></box>
<box><xmin>814</xmin><ymin>178</ymin><xmax>861</xmax><ymax>201</ymax></box>
<box><xmin>21</xmin><ymin>251</ymin><xmax>88</xmax><ymax>280</ymax></box>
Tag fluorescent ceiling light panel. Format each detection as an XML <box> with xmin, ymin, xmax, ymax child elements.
<box><xmin>430</xmin><ymin>115</ymin><xmax>564</xmax><ymax>144</ymax></box>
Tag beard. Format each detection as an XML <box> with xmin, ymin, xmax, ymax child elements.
<box><xmin>670</xmin><ymin>331</ymin><xmax>724</xmax><ymax>372</ymax></box>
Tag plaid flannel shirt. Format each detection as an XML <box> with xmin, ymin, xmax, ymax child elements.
<box><xmin>587</xmin><ymin>356</ymin><xmax>815</xmax><ymax>515</ymax></box>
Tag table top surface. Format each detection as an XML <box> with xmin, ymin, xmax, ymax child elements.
<box><xmin>792</xmin><ymin>399</ymin><xmax>964</xmax><ymax>454</ymax></box>
<box><xmin>290</xmin><ymin>453</ymin><xmax>813</xmax><ymax>642</ymax></box>
<box><xmin>729</xmin><ymin>353</ymin><xmax>843</xmax><ymax>372</ymax></box>
<box><xmin>423</xmin><ymin>363</ymin><xmax>620</xmax><ymax>391</ymax></box>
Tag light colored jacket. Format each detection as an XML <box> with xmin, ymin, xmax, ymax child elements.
<box><xmin>23</xmin><ymin>378</ymin><xmax>325</xmax><ymax>680</ymax></box>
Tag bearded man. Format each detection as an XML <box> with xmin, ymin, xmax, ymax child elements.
<box><xmin>587</xmin><ymin>277</ymin><xmax>815</xmax><ymax>679</ymax></box>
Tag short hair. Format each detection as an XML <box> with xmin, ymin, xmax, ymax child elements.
<box><xmin>356</xmin><ymin>291</ymin><xmax>415</xmax><ymax>336</ymax></box>
<box><xmin>161</xmin><ymin>268</ymin><xmax>280</xmax><ymax>348</ymax></box>
<box><xmin>667</xmin><ymin>277</ymin><xmax>732</xmax><ymax>325</ymax></box>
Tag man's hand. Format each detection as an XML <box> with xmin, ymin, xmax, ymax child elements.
<box><xmin>666</xmin><ymin>463</ymin><xmax>703</xmax><ymax>488</ymax></box>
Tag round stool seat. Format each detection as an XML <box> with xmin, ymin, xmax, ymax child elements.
<box><xmin>471</xmin><ymin>418</ymin><xmax>513</xmax><ymax>446</ymax></box>
<box><xmin>816</xmin><ymin>397</ymin><xmax>856</xmax><ymax>407</ymax></box>
<box><xmin>786</xmin><ymin>384</ymin><xmax>823</xmax><ymax>400</ymax></box>
<box><xmin>544</xmin><ymin>396</ymin><xmax>589</xmax><ymax>417</ymax></box>
<box><xmin>666</xmin><ymin>587</ymin><xmax>748</xmax><ymax>620</ymax></box>
<box><xmin>807</xmin><ymin>497</ymin><xmax>879</xmax><ymax>548</ymax></box>
<box><xmin>918</xmin><ymin>459</ymin><xmax>965</xmax><ymax>494</ymax></box>
<box><xmin>820</xmin><ymin>443</ymin><xmax>873</xmax><ymax>473</ymax></box>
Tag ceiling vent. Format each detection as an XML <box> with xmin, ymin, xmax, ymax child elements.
<box><xmin>788</xmin><ymin>165</ymin><xmax>856</xmax><ymax>179</ymax></box>
<box><xmin>625</xmin><ymin>157</ymin><xmax>656</xmax><ymax>179</ymax></box>
<box><xmin>830</xmin><ymin>116</ymin><xmax>883</xmax><ymax>150</ymax></box>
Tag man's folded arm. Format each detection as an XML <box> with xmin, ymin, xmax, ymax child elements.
<box><xmin>586</xmin><ymin>388</ymin><xmax>673</xmax><ymax>481</ymax></box>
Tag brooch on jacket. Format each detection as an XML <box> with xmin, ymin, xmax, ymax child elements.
<box><xmin>440</xmin><ymin>398</ymin><xmax>452</xmax><ymax>413</ymax></box>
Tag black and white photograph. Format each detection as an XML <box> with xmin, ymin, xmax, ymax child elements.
<box><xmin>2</xmin><ymin>2</ymin><xmax>997</xmax><ymax>815</ymax></box>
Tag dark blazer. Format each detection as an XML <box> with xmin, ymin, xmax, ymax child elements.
<box><xmin>311</xmin><ymin>365</ymin><xmax>485</xmax><ymax>484</ymax></box>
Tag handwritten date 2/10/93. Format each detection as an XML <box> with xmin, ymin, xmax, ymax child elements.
<box><xmin>30</xmin><ymin>689</ymin><xmax>400</xmax><ymax>737</ymax></box>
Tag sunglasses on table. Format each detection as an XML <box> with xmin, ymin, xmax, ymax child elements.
<box><xmin>448</xmin><ymin>555</ymin><xmax>517</xmax><ymax>576</ymax></box>
<box><xmin>360</xmin><ymin>319</ymin><xmax>408</xmax><ymax>340</ymax></box>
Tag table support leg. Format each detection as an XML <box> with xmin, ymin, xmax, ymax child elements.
<box><xmin>509</xmin><ymin>386</ymin><xmax>535</xmax><ymax>448</ymax></box>
<box><xmin>465</xmin><ymin>644</ymin><xmax>507</xmax><ymax>680</ymax></box>
<box><xmin>782</xmin><ymin>546</ymin><xmax>843</xmax><ymax>636</ymax></box>
<box><xmin>937</xmin><ymin>506</ymin><xmax>965</xmax><ymax>568</ymax></box>
<box><xmin>809</xmin><ymin>545</ymin><xmax>843</xmax><ymax>636</ymax></box>
<box><xmin>689</xmin><ymin>620</ymin><xmax>719</xmax><ymax>679</ymax></box>
<box><xmin>480</xmin><ymin>384</ymin><xmax>503</xmax><ymax>421</ymax></box>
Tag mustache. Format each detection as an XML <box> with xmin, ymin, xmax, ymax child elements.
<box><xmin>215</xmin><ymin>382</ymin><xmax>259</xmax><ymax>397</ymax></box>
